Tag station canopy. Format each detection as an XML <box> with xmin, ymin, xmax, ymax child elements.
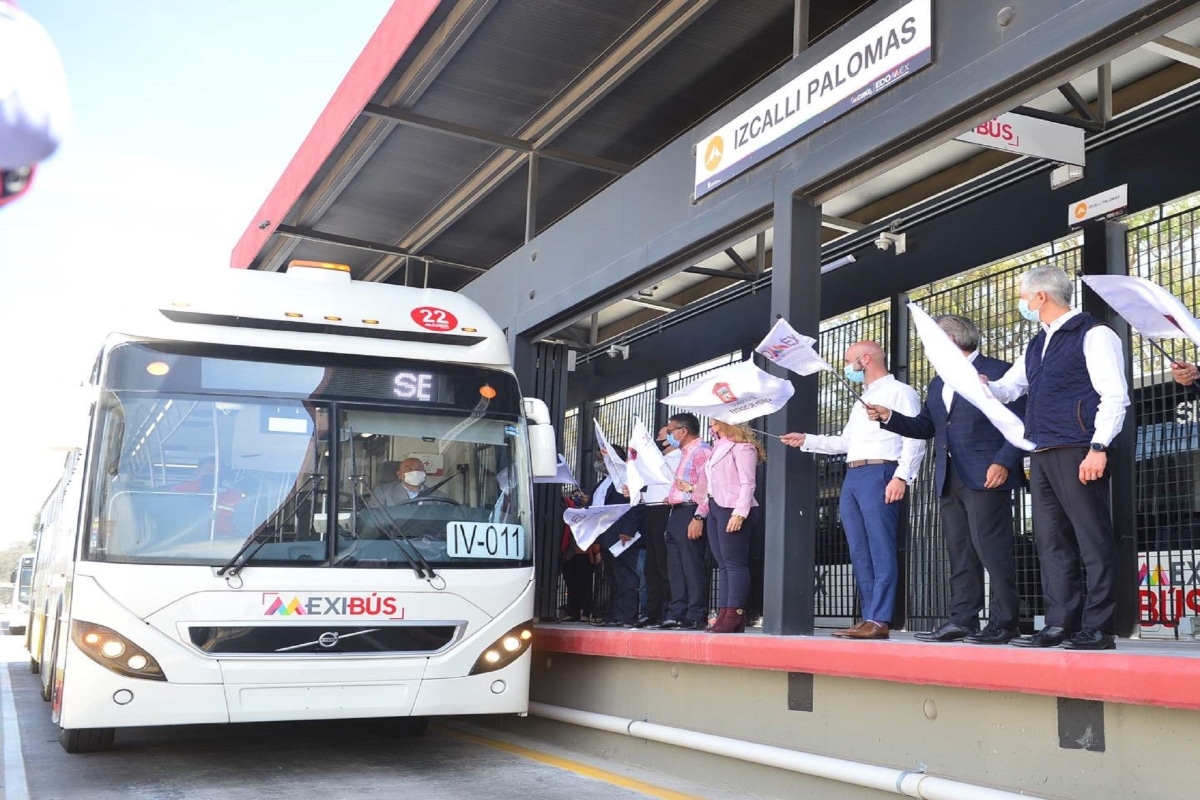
<box><xmin>236</xmin><ymin>0</ymin><xmax>1200</xmax><ymax>346</ymax></box>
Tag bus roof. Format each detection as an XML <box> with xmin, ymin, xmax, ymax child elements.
<box><xmin>108</xmin><ymin>265</ymin><xmax>512</xmax><ymax>368</ymax></box>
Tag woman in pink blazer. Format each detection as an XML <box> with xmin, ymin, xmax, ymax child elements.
<box><xmin>698</xmin><ymin>420</ymin><xmax>764</xmax><ymax>633</ymax></box>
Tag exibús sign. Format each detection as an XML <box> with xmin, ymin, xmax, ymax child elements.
<box><xmin>693</xmin><ymin>0</ymin><xmax>932</xmax><ymax>200</ymax></box>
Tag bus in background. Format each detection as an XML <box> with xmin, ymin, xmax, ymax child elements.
<box><xmin>6</xmin><ymin>552</ymin><xmax>35</xmax><ymax>637</ymax></box>
<box><xmin>26</xmin><ymin>261</ymin><xmax>556</xmax><ymax>753</ymax></box>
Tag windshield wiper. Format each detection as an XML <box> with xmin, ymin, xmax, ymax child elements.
<box><xmin>354</xmin><ymin>487</ymin><xmax>438</xmax><ymax>581</ymax></box>
<box><xmin>217</xmin><ymin>473</ymin><xmax>322</xmax><ymax>578</ymax></box>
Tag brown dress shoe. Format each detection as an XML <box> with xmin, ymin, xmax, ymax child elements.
<box><xmin>830</xmin><ymin>621</ymin><xmax>868</xmax><ymax>638</ymax></box>
<box><xmin>843</xmin><ymin>621</ymin><xmax>890</xmax><ymax>640</ymax></box>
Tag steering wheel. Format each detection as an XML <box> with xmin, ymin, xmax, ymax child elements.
<box><xmin>395</xmin><ymin>496</ymin><xmax>462</xmax><ymax>507</ymax></box>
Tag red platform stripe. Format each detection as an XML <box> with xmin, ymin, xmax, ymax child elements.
<box><xmin>534</xmin><ymin>627</ymin><xmax>1200</xmax><ymax>711</ymax></box>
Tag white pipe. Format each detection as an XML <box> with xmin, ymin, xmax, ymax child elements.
<box><xmin>530</xmin><ymin>702</ymin><xmax>1048</xmax><ymax>800</ymax></box>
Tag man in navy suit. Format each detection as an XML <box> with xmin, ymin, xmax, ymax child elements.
<box><xmin>865</xmin><ymin>314</ymin><xmax>1026</xmax><ymax>645</ymax></box>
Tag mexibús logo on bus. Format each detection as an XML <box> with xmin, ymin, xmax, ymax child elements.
<box><xmin>262</xmin><ymin>592</ymin><xmax>404</xmax><ymax>617</ymax></box>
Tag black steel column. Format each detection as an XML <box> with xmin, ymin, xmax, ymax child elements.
<box><xmin>654</xmin><ymin>377</ymin><xmax>670</xmax><ymax>433</ymax></box>
<box><xmin>764</xmin><ymin>188</ymin><xmax>821</xmax><ymax>635</ymax></box>
<box><xmin>889</xmin><ymin>293</ymin><xmax>911</xmax><ymax>630</ymax></box>
<box><xmin>1080</xmin><ymin>220</ymin><xmax>1137</xmax><ymax>638</ymax></box>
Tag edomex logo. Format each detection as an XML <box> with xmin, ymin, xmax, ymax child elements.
<box><xmin>704</xmin><ymin>135</ymin><xmax>724</xmax><ymax>172</ymax></box>
<box><xmin>1072</xmin><ymin>201</ymin><xmax>1089</xmax><ymax>221</ymax></box>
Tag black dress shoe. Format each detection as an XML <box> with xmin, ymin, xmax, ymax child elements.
<box><xmin>675</xmin><ymin>620</ymin><xmax>704</xmax><ymax>630</ymax></box>
<box><xmin>913</xmin><ymin>622</ymin><xmax>974</xmax><ymax>643</ymax></box>
<box><xmin>633</xmin><ymin>616</ymin><xmax>659</xmax><ymax>629</ymax></box>
<box><xmin>1011</xmin><ymin>626</ymin><xmax>1073</xmax><ymax>648</ymax></box>
<box><xmin>1062</xmin><ymin>627</ymin><xmax>1116</xmax><ymax>650</ymax></box>
<box><xmin>964</xmin><ymin>625</ymin><xmax>1019</xmax><ymax>645</ymax></box>
<box><xmin>653</xmin><ymin>619</ymin><xmax>682</xmax><ymax>630</ymax></box>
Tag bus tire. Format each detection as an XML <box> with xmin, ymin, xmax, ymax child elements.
<box><xmin>59</xmin><ymin>726</ymin><xmax>115</xmax><ymax>754</ymax></box>
<box><xmin>40</xmin><ymin>637</ymin><xmax>57</xmax><ymax>702</ymax></box>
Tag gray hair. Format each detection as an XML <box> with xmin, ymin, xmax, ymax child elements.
<box><xmin>1019</xmin><ymin>265</ymin><xmax>1073</xmax><ymax>306</ymax></box>
<box><xmin>935</xmin><ymin>314</ymin><xmax>980</xmax><ymax>352</ymax></box>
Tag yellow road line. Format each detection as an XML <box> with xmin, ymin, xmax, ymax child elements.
<box><xmin>439</xmin><ymin>725</ymin><xmax>703</xmax><ymax>800</ymax></box>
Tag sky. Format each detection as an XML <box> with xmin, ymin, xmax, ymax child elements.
<box><xmin>0</xmin><ymin>0</ymin><xmax>394</xmax><ymax>544</ymax></box>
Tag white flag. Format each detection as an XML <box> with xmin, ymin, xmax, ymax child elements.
<box><xmin>592</xmin><ymin>419</ymin><xmax>627</xmax><ymax>489</ymax></box>
<box><xmin>625</xmin><ymin>416</ymin><xmax>675</xmax><ymax>505</ymax></box>
<box><xmin>907</xmin><ymin>302</ymin><xmax>1035</xmax><ymax>451</ymax></box>
<box><xmin>1081</xmin><ymin>274</ymin><xmax>1200</xmax><ymax>349</ymax></box>
<box><xmin>661</xmin><ymin>358</ymin><xmax>795</xmax><ymax>424</ymax></box>
<box><xmin>563</xmin><ymin>504</ymin><xmax>630</xmax><ymax>550</ymax></box>
<box><xmin>755</xmin><ymin>318</ymin><xmax>832</xmax><ymax>376</ymax></box>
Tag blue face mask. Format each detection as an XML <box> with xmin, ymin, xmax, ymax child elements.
<box><xmin>1018</xmin><ymin>297</ymin><xmax>1041</xmax><ymax>323</ymax></box>
<box><xmin>665</xmin><ymin>432</ymin><xmax>681</xmax><ymax>448</ymax></box>
<box><xmin>843</xmin><ymin>362</ymin><xmax>865</xmax><ymax>384</ymax></box>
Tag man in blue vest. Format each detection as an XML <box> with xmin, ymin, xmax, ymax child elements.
<box><xmin>865</xmin><ymin>314</ymin><xmax>1026</xmax><ymax>644</ymax></box>
<box><xmin>986</xmin><ymin>265</ymin><xmax>1129</xmax><ymax>650</ymax></box>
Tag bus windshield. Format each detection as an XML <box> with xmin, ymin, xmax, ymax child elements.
<box><xmin>84</xmin><ymin>342</ymin><xmax>532</xmax><ymax>569</ymax></box>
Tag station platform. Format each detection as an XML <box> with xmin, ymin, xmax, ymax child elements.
<box><xmin>534</xmin><ymin>622</ymin><xmax>1200</xmax><ymax>712</ymax></box>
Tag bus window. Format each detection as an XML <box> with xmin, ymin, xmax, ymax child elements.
<box><xmin>85</xmin><ymin>394</ymin><xmax>331</xmax><ymax>565</ymax></box>
<box><xmin>338</xmin><ymin>408</ymin><xmax>531</xmax><ymax>567</ymax></box>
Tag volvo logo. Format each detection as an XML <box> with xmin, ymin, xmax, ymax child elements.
<box><xmin>317</xmin><ymin>632</ymin><xmax>340</xmax><ymax>648</ymax></box>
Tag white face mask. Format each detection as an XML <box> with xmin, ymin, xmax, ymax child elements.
<box><xmin>404</xmin><ymin>470</ymin><xmax>427</xmax><ymax>487</ymax></box>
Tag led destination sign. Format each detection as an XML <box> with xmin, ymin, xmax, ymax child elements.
<box><xmin>105</xmin><ymin>343</ymin><xmax>522</xmax><ymax>416</ymax></box>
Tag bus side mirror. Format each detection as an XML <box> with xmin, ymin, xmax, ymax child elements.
<box><xmin>522</xmin><ymin>398</ymin><xmax>557</xmax><ymax>478</ymax></box>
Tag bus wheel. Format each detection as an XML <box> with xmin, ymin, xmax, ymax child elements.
<box><xmin>59</xmin><ymin>726</ymin><xmax>115</xmax><ymax>754</ymax></box>
<box><xmin>29</xmin><ymin>656</ymin><xmax>39</xmax><ymax>675</ymax></box>
<box><xmin>40</xmin><ymin>638</ymin><xmax>57</xmax><ymax>701</ymax></box>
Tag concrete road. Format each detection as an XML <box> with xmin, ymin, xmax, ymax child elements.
<box><xmin>0</xmin><ymin>636</ymin><xmax>707</xmax><ymax>800</ymax></box>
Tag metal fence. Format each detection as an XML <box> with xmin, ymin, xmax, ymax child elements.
<box><xmin>901</xmin><ymin>247</ymin><xmax>1080</xmax><ymax>629</ymax></box>
<box><xmin>554</xmin><ymin>201</ymin><xmax>1200</xmax><ymax>633</ymax></box>
<box><xmin>1127</xmin><ymin>205</ymin><xmax>1200</xmax><ymax>630</ymax></box>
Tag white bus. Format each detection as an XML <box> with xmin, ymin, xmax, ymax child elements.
<box><xmin>27</xmin><ymin>261</ymin><xmax>556</xmax><ymax>753</ymax></box>
<box><xmin>6</xmin><ymin>552</ymin><xmax>35</xmax><ymax>636</ymax></box>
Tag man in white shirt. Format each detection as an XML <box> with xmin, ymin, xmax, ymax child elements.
<box><xmin>781</xmin><ymin>340</ymin><xmax>925</xmax><ymax>640</ymax></box>
<box><xmin>986</xmin><ymin>265</ymin><xmax>1129</xmax><ymax>651</ymax></box>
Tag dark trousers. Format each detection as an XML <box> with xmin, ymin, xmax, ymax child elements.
<box><xmin>641</xmin><ymin>504</ymin><xmax>671</xmax><ymax>620</ymax></box>
<box><xmin>940</xmin><ymin>465</ymin><xmax>1019</xmax><ymax>630</ymax></box>
<box><xmin>559</xmin><ymin>552</ymin><xmax>595</xmax><ymax>618</ymax></box>
<box><xmin>664</xmin><ymin>506</ymin><xmax>709</xmax><ymax>623</ymax></box>
<box><xmin>598</xmin><ymin>531</ymin><xmax>641</xmax><ymax>624</ymax></box>
<box><xmin>706</xmin><ymin>503</ymin><xmax>753</xmax><ymax>609</ymax></box>
<box><xmin>1030</xmin><ymin>447</ymin><xmax>1118</xmax><ymax>632</ymax></box>
<box><xmin>839</xmin><ymin>463</ymin><xmax>902</xmax><ymax>624</ymax></box>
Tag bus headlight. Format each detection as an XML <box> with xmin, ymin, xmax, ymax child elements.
<box><xmin>71</xmin><ymin>621</ymin><xmax>167</xmax><ymax>682</ymax></box>
<box><xmin>469</xmin><ymin>621</ymin><xmax>534</xmax><ymax>675</ymax></box>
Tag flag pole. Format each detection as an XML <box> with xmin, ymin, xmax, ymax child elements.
<box><xmin>744</xmin><ymin>426</ymin><xmax>782</xmax><ymax>440</ymax></box>
<box><xmin>1146</xmin><ymin>337</ymin><xmax>1181</xmax><ymax>365</ymax></box>
<box><xmin>831</xmin><ymin>370</ymin><xmax>867</xmax><ymax>404</ymax></box>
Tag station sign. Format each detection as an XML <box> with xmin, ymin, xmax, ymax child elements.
<box><xmin>692</xmin><ymin>0</ymin><xmax>932</xmax><ymax>200</ymax></box>
<box><xmin>1068</xmin><ymin>184</ymin><xmax>1128</xmax><ymax>229</ymax></box>
<box><xmin>954</xmin><ymin>112</ymin><xmax>1085</xmax><ymax>166</ymax></box>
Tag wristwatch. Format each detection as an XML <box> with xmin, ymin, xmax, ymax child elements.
<box><xmin>1089</xmin><ymin>442</ymin><xmax>1107</xmax><ymax>453</ymax></box>
<box><xmin>692</xmin><ymin>514</ymin><xmax>706</xmax><ymax>521</ymax></box>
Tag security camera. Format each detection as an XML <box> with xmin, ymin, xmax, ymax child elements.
<box><xmin>605</xmin><ymin>344</ymin><xmax>630</xmax><ymax>360</ymax></box>
<box><xmin>873</xmin><ymin>231</ymin><xmax>906</xmax><ymax>255</ymax></box>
